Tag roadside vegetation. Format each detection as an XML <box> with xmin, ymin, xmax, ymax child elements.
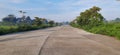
<box><xmin>70</xmin><ymin>6</ymin><xmax>120</xmax><ymax>39</ymax></box>
<box><xmin>0</xmin><ymin>11</ymin><xmax>61</xmax><ymax>35</ymax></box>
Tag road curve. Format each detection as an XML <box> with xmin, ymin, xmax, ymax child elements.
<box><xmin>0</xmin><ymin>26</ymin><xmax>120</xmax><ymax>55</ymax></box>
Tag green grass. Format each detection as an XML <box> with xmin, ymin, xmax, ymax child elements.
<box><xmin>0</xmin><ymin>26</ymin><xmax>18</xmax><ymax>35</ymax></box>
<box><xmin>71</xmin><ymin>22</ymin><xmax>120</xmax><ymax>39</ymax></box>
<box><xmin>0</xmin><ymin>25</ymin><xmax>50</xmax><ymax>35</ymax></box>
<box><xmin>89</xmin><ymin>23</ymin><xmax>120</xmax><ymax>39</ymax></box>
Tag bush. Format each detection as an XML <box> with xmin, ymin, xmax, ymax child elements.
<box><xmin>0</xmin><ymin>26</ymin><xmax>18</xmax><ymax>35</ymax></box>
<box><xmin>71</xmin><ymin>22</ymin><xmax>120</xmax><ymax>39</ymax></box>
<box><xmin>0</xmin><ymin>24</ymin><xmax>51</xmax><ymax>35</ymax></box>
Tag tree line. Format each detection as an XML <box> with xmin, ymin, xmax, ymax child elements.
<box><xmin>1</xmin><ymin>15</ymin><xmax>58</xmax><ymax>27</ymax></box>
<box><xmin>0</xmin><ymin>11</ymin><xmax>61</xmax><ymax>35</ymax></box>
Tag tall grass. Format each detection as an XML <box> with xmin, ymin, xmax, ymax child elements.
<box><xmin>0</xmin><ymin>25</ymin><xmax>50</xmax><ymax>35</ymax></box>
<box><xmin>0</xmin><ymin>26</ymin><xmax>18</xmax><ymax>35</ymax></box>
<box><xmin>88</xmin><ymin>23</ymin><xmax>120</xmax><ymax>39</ymax></box>
<box><xmin>71</xmin><ymin>22</ymin><xmax>120</xmax><ymax>39</ymax></box>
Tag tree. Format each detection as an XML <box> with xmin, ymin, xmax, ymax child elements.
<box><xmin>33</xmin><ymin>17</ymin><xmax>43</xmax><ymax>26</ymax></box>
<box><xmin>42</xmin><ymin>18</ymin><xmax>48</xmax><ymax>24</ymax></box>
<box><xmin>76</xmin><ymin>6</ymin><xmax>104</xmax><ymax>27</ymax></box>
<box><xmin>48</xmin><ymin>20</ymin><xmax>55</xmax><ymax>26</ymax></box>
<box><xmin>2</xmin><ymin>14</ymin><xmax>17</xmax><ymax>24</ymax></box>
<box><xmin>110</xmin><ymin>18</ymin><xmax>120</xmax><ymax>23</ymax></box>
<box><xmin>115</xmin><ymin>18</ymin><xmax>120</xmax><ymax>21</ymax></box>
<box><xmin>19</xmin><ymin>10</ymin><xmax>27</xmax><ymax>17</ymax></box>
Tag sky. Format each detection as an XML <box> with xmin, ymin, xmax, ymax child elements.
<box><xmin>0</xmin><ymin>0</ymin><xmax>120</xmax><ymax>22</ymax></box>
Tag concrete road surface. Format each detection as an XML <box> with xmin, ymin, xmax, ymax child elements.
<box><xmin>0</xmin><ymin>26</ymin><xmax>120</xmax><ymax>55</ymax></box>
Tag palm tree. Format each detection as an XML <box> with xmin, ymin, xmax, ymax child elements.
<box><xmin>19</xmin><ymin>10</ymin><xmax>27</xmax><ymax>17</ymax></box>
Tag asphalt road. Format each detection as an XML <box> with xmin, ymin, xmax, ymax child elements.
<box><xmin>0</xmin><ymin>26</ymin><xmax>120</xmax><ymax>55</ymax></box>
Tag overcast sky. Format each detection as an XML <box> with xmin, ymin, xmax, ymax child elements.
<box><xmin>0</xmin><ymin>0</ymin><xmax>120</xmax><ymax>22</ymax></box>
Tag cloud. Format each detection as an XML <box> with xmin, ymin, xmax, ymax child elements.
<box><xmin>9</xmin><ymin>0</ymin><xmax>26</xmax><ymax>3</ymax></box>
<box><xmin>55</xmin><ymin>0</ymin><xmax>120</xmax><ymax>20</ymax></box>
<box><xmin>0</xmin><ymin>0</ymin><xmax>120</xmax><ymax>22</ymax></box>
<box><xmin>0</xmin><ymin>0</ymin><xmax>27</xmax><ymax>4</ymax></box>
<box><xmin>10</xmin><ymin>8</ymin><xmax>47</xmax><ymax>11</ymax></box>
